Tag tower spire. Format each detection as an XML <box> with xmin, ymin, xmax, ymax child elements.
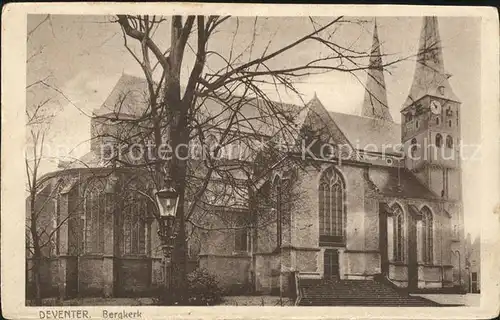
<box><xmin>362</xmin><ymin>19</ymin><xmax>392</xmax><ymax>121</ymax></box>
<box><xmin>402</xmin><ymin>16</ymin><xmax>459</xmax><ymax>109</ymax></box>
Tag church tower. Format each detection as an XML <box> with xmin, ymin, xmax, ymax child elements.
<box><xmin>401</xmin><ymin>17</ymin><xmax>461</xmax><ymax>200</ymax></box>
<box><xmin>362</xmin><ymin>21</ymin><xmax>393</xmax><ymax>121</ymax></box>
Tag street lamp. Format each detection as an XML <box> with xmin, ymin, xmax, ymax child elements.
<box><xmin>155</xmin><ymin>178</ymin><xmax>179</xmax><ymax>303</ymax></box>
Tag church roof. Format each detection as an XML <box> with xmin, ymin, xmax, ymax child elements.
<box><xmin>328</xmin><ymin>111</ymin><xmax>401</xmax><ymax>154</ymax></box>
<box><xmin>368</xmin><ymin>166</ymin><xmax>438</xmax><ymax>199</ymax></box>
<box><xmin>94</xmin><ymin>73</ymin><xmax>307</xmax><ymax>137</ymax></box>
<box><xmin>402</xmin><ymin>17</ymin><xmax>460</xmax><ymax>110</ymax></box>
<box><xmin>94</xmin><ymin>74</ymin><xmax>150</xmax><ymax>118</ymax></box>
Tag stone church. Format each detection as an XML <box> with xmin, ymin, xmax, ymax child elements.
<box><xmin>26</xmin><ymin>17</ymin><xmax>465</xmax><ymax>299</ymax></box>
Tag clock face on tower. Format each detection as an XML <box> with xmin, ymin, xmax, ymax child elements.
<box><xmin>430</xmin><ymin>100</ymin><xmax>442</xmax><ymax>115</ymax></box>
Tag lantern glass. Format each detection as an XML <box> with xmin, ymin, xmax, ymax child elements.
<box><xmin>156</xmin><ymin>187</ymin><xmax>179</xmax><ymax>218</ymax></box>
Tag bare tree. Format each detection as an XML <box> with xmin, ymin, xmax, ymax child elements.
<box><xmin>25</xmin><ymin>14</ymin><xmax>77</xmax><ymax>305</ymax></box>
<box><xmin>99</xmin><ymin>15</ymin><xmax>408</xmax><ymax>302</ymax></box>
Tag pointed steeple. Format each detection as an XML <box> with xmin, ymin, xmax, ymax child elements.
<box><xmin>403</xmin><ymin>16</ymin><xmax>459</xmax><ymax>109</ymax></box>
<box><xmin>362</xmin><ymin>20</ymin><xmax>393</xmax><ymax>121</ymax></box>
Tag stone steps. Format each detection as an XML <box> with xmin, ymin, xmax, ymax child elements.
<box><xmin>298</xmin><ymin>278</ymin><xmax>440</xmax><ymax>306</ymax></box>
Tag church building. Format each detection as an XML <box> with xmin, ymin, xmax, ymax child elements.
<box><xmin>26</xmin><ymin>17</ymin><xmax>465</xmax><ymax>299</ymax></box>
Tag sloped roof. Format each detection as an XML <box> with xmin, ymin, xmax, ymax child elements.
<box><xmin>58</xmin><ymin>151</ymin><xmax>102</xmax><ymax>170</ymax></box>
<box><xmin>328</xmin><ymin>111</ymin><xmax>401</xmax><ymax>154</ymax></box>
<box><xmin>368</xmin><ymin>166</ymin><xmax>438</xmax><ymax>199</ymax></box>
<box><xmin>93</xmin><ymin>73</ymin><xmax>307</xmax><ymax>137</ymax></box>
<box><xmin>94</xmin><ymin>74</ymin><xmax>150</xmax><ymax>118</ymax></box>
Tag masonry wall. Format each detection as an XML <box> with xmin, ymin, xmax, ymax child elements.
<box><xmin>288</xmin><ymin>162</ymin><xmax>375</xmax><ymax>279</ymax></box>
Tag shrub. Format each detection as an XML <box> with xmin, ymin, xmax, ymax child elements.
<box><xmin>185</xmin><ymin>268</ymin><xmax>224</xmax><ymax>306</ymax></box>
<box><xmin>153</xmin><ymin>268</ymin><xmax>224</xmax><ymax>306</ymax></box>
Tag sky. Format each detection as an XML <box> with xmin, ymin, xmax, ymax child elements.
<box><xmin>26</xmin><ymin>15</ymin><xmax>481</xmax><ymax>236</ymax></box>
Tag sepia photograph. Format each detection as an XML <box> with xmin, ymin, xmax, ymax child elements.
<box><xmin>2</xmin><ymin>3</ymin><xmax>499</xmax><ymax>319</ymax></box>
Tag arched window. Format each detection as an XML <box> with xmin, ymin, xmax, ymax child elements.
<box><xmin>436</xmin><ymin>117</ymin><xmax>440</xmax><ymax>125</ymax></box>
<box><xmin>446</xmin><ymin>135</ymin><xmax>454</xmax><ymax>148</ymax></box>
<box><xmin>421</xmin><ymin>207</ymin><xmax>433</xmax><ymax>264</ymax></box>
<box><xmin>123</xmin><ymin>198</ymin><xmax>146</xmax><ymax>255</ymax></box>
<box><xmin>435</xmin><ymin>133</ymin><xmax>443</xmax><ymax>148</ymax></box>
<box><xmin>393</xmin><ymin>205</ymin><xmax>405</xmax><ymax>262</ymax></box>
<box><xmin>52</xmin><ymin>183</ymin><xmax>63</xmax><ymax>257</ymax></box>
<box><xmin>416</xmin><ymin>120</ymin><xmax>419</xmax><ymax>129</ymax></box>
<box><xmin>319</xmin><ymin>167</ymin><xmax>345</xmax><ymax>240</ymax></box>
<box><xmin>410</xmin><ymin>138</ymin><xmax>417</xmax><ymax>158</ymax></box>
<box><xmin>84</xmin><ymin>185</ymin><xmax>105</xmax><ymax>254</ymax></box>
<box><xmin>448</xmin><ymin>120</ymin><xmax>452</xmax><ymax>127</ymax></box>
<box><xmin>272</xmin><ymin>175</ymin><xmax>283</xmax><ymax>249</ymax></box>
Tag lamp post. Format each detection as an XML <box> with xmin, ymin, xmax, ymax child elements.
<box><xmin>155</xmin><ymin>178</ymin><xmax>179</xmax><ymax>304</ymax></box>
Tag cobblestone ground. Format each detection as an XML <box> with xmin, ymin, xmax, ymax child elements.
<box><xmin>411</xmin><ymin>294</ymin><xmax>480</xmax><ymax>306</ymax></box>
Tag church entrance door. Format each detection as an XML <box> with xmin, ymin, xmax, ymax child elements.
<box><xmin>324</xmin><ymin>249</ymin><xmax>339</xmax><ymax>279</ymax></box>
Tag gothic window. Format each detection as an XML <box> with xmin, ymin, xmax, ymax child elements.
<box><xmin>410</xmin><ymin>138</ymin><xmax>417</xmax><ymax>158</ymax></box>
<box><xmin>393</xmin><ymin>205</ymin><xmax>405</xmax><ymax>262</ymax></box>
<box><xmin>234</xmin><ymin>212</ymin><xmax>249</xmax><ymax>252</ymax></box>
<box><xmin>51</xmin><ymin>182</ymin><xmax>63</xmax><ymax>257</ymax></box>
<box><xmin>438</xmin><ymin>86</ymin><xmax>445</xmax><ymax>96</ymax></box>
<box><xmin>416</xmin><ymin>120</ymin><xmax>419</xmax><ymax>129</ymax></box>
<box><xmin>435</xmin><ymin>133</ymin><xmax>443</xmax><ymax>148</ymax></box>
<box><xmin>448</xmin><ymin>120</ymin><xmax>452</xmax><ymax>127</ymax></box>
<box><xmin>272</xmin><ymin>175</ymin><xmax>283</xmax><ymax>249</ymax></box>
<box><xmin>319</xmin><ymin>167</ymin><xmax>345</xmax><ymax>239</ymax></box>
<box><xmin>446</xmin><ymin>135</ymin><xmax>454</xmax><ymax>148</ymax></box>
<box><xmin>436</xmin><ymin>117</ymin><xmax>441</xmax><ymax>125</ymax></box>
<box><xmin>84</xmin><ymin>185</ymin><xmax>105</xmax><ymax>254</ymax></box>
<box><xmin>421</xmin><ymin>207</ymin><xmax>433</xmax><ymax>264</ymax></box>
<box><xmin>123</xmin><ymin>198</ymin><xmax>146</xmax><ymax>255</ymax></box>
<box><xmin>234</xmin><ymin>228</ymin><xmax>248</xmax><ymax>252</ymax></box>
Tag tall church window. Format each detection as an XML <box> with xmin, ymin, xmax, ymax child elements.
<box><xmin>272</xmin><ymin>175</ymin><xmax>283</xmax><ymax>249</ymax></box>
<box><xmin>319</xmin><ymin>167</ymin><xmax>345</xmax><ymax>238</ymax></box>
<box><xmin>84</xmin><ymin>185</ymin><xmax>105</xmax><ymax>254</ymax></box>
<box><xmin>421</xmin><ymin>206</ymin><xmax>433</xmax><ymax>264</ymax></box>
<box><xmin>234</xmin><ymin>212</ymin><xmax>249</xmax><ymax>252</ymax></box>
<box><xmin>51</xmin><ymin>183</ymin><xmax>63</xmax><ymax>257</ymax></box>
<box><xmin>448</xmin><ymin>120</ymin><xmax>452</xmax><ymax>127</ymax></box>
<box><xmin>446</xmin><ymin>135</ymin><xmax>453</xmax><ymax>148</ymax></box>
<box><xmin>436</xmin><ymin>117</ymin><xmax>440</xmax><ymax>125</ymax></box>
<box><xmin>123</xmin><ymin>198</ymin><xmax>146</xmax><ymax>255</ymax></box>
<box><xmin>410</xmin><ymin>138</ymin><xmax>417</xmax><ymax>158</ymax></box>
<box><xmin>393</xmin><ymin>205</ymin><xmax>405</xmax><ymax>262</ymax></box>
<box><xmin>435</xmin><ymin>133</ymin><xmax>443</xmax><ymax>148</ymax></box>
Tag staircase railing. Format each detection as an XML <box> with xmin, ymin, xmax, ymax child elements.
<box><xmin>374</xmin><ymin>273</ymin><xmax>407</xmax><ymax>293</ymax></box>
